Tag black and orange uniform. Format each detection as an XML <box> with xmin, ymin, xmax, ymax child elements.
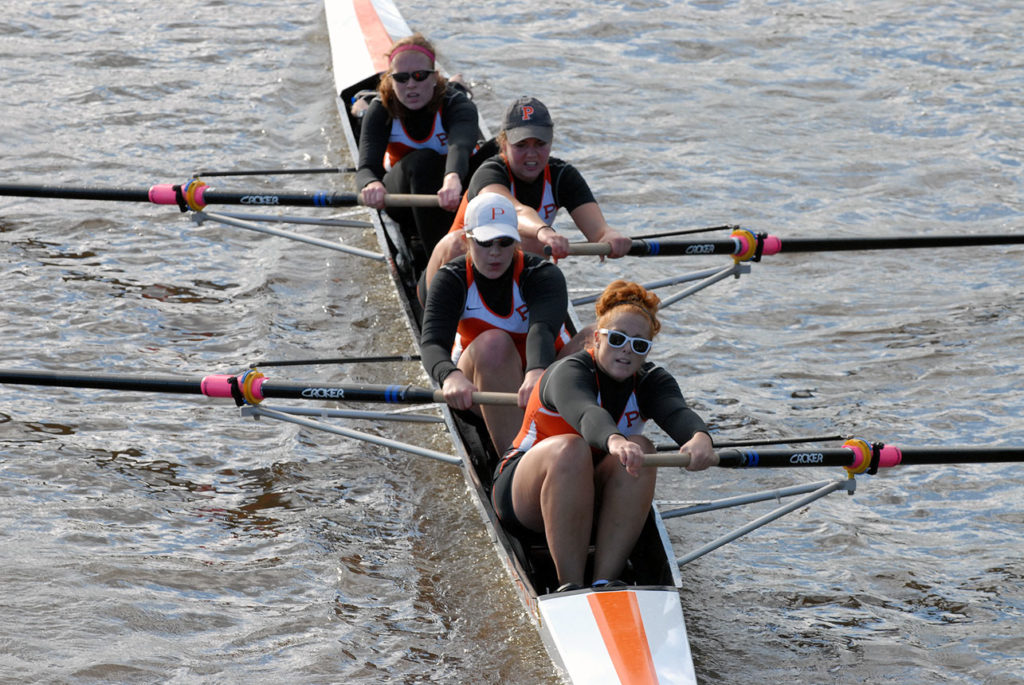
<box><xmin>491</xmin><ymin>349</ymin><xmax>709</xmax><ymax>536</ymax></box>
<box><xmin>447</xmin><ymin>155</ymin><xmax>596</xmax><ymax>234</ymax></box>
<box><xmin>357</xmin><ymin>84</ymin><xmax>480</xmax><ymax>264</ymax></box>
<box><xmin>420</xmin><ymin>251</ymin><xmax>569</xmax><ymax>391</ymax></box>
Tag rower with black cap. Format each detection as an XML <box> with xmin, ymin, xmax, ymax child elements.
<box><xmin>421</xmin><ymin>95</ymin><xmax>633</xmax><ymax>293</ymax></box>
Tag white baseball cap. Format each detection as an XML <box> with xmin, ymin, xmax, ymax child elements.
<box><xmin>464</xmin><ymin>192</ymin><xmax>520</xmax><ymax>243</ymax></box>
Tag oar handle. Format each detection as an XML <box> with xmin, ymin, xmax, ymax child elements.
<box><xmin>643</xmin><ymin>453</ymin><xmax>695</xmax><ymax>468</ymax></box>
<box><xmin>564</xmin><ymin>242</ymin><xmax>613</xmax><ymax>256</ymax></box>
<box><xmin>430</xmin><ymin>389</ymin><xmax>519</xmax><ymax>406</ymax></box>
<box><xmin>382</xmin><ymin>194</ymin><xmax>440</xmax><ymax>208</ymax></box>
<box><xmin>643</xmin><ymin>453</ymin><xmax>732</xmax><ymax>468</ymax></box>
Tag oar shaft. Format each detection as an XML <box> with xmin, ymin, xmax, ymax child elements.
<box><xmin>564</xmin><ymin>239</ymin><xmax>740</xmax><ymax>257</ymax></box>
<box><xmin>249</xmin><ymin>354</ymin><xmax>421</xmax><ymax>368</ymax></box>
<box><xmin>0</xmin><ymin>369</ymin><xmax>205</xmax><ymax>395</ymax></box>
<box><xmin>0</xmin><ymin>183</ymin><xmax>153</xmax><ymax>203</ymax></box>
<box><xmin>0</xmin><ymin>369</ymin><xmax>516</xmax><ymax>406</ymax></box>
<box><xmin>773</xmin><ymin>234</ymin><xmax>1024</xmax><ymax>253</ymax></box>
<box><xmin>0</xmin><ymin>182</ymin><xmax>436</xmax><ymax>209</ymax></box>
<box><xmin>644</xmin><ymin>445</ymin><xmax>1024</xmax><ymax>469</ymax></box>
<box><xmin>191</xmin><ymin>167</ymin><xmax>356</xmax><ymax>177</ymax></box>
<box><xmin>564</xmin><ymin>232</ymin><xmax>1024</xmax><ymax>259</ymax></box>
<box><xmin>890</xmin><ymin>446</ymin><xmax>1024</xmax><ymax>465</ymax></box>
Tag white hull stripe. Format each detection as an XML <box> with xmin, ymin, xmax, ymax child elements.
<box><xmin>325</xmin><ymin>0</ymin><xmax>412</xmax><ymax>95</ymax></box>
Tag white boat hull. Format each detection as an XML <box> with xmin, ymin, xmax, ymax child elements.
<box><xmin>539</xmin><ymin>587</ymin><xmax>696</xmax><ymax>685</ymax></box>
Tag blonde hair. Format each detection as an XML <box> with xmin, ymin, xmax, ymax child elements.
<box><xmin>595</xmin><ymin>280</ymin><xmax>661</xmax><ymax>336</ymax></box>
<box><xmin>378</xmin><ymin>34</ymin><xmax>447</xmax><ymax>117</ymax></box>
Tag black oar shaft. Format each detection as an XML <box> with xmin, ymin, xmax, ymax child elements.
<box><xmin>716</xmin><ymin>447</ymin><xmax>857</xmax><ymax>468</ymax></box>
<box><xmin>0</xmin><ymin>182</ymin><xmax>437</xmax><ymax>209</ymax></box>
<box><xmin>775</xmin><ymin>234</ymin><xmax>1024</xmax><ymax>253</ymax></box>
<box><xmin>645</xmin><ymin>444</ymin><xmax>1024</xmax><ymax>470</ymax></box>
<box><xmin>564</xmin><ymin>232</ymin><xmax>1024</xmax><ymax>258</ymax></box>
<box><xmin>0</xmin><ymin>183</ymin><xmax>153</xmax><ymax>203</ymax></box>
<box><xmin>0</xmin><ymin>368</ymin><xmax>516</xmax><ymax>407</ymax></box>
<box><xmin>191</xmin><ymin>167</ymin><xmax>355</xmax><ymax>177</ymax></box>
<box><xmin>719</xmin><ymin>445</ymin><xmax>1024</xmax><ymax>467</ymax></box>
<box><xmin>894</xmin><ymin>447</ymin><xmax>1024</xmax><ymax>465</ymax></box>
<box><xmin>0</xmin><ymin>369</ymin><xmax>204</xmax><ymax>395</ymax></box>
<box><xmin>249</xmin><ymin>354</ymin><xmax>421</xmax><ymax>368</ymax></box>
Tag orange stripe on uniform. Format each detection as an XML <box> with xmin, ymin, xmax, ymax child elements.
<box><xmin>353</xmin><ymin>0</ymin><xmax>394</xmax><ymax>74</ymax></box>
<box><xmin>587</xmin><ymin>591</ymin><xmax>658</xmax><ymax>684</ymax></box>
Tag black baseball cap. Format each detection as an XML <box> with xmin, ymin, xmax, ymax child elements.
<box><xmin>503</xmin><ymin>96</ymin><xmax>554</xmax><ymax>144</ymax></box>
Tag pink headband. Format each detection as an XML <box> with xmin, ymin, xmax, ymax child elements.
<box><xmin>389</xmin><ymin>44</ymin><xmax>435</xmax><ymax>65</ymax></box>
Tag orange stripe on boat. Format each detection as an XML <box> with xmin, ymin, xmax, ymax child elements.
<box><xmin>587</xmin><ymin>591</ymin><xmax>658</xmax><ymax>684</ymax></box>
<box><xmin>353</xmin><ymin>0</ymin><xmax>393</xmax><ymax>74</ymax></box>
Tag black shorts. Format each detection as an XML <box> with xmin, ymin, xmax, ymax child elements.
<box><xmin>490</xmin><ymin>450</ymin><xmax>542</xmax><ymax>540</ymax></box>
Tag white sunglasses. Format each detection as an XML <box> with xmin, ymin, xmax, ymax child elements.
<box><xmin>598</xmin><ymin>328</ymin><xmax>653</xmax><ymax>355</ymax></box>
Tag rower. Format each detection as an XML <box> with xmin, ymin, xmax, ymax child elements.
<box><xmin>420</xmin><ymin>192</ymin><xmax>573</xmax><ymax>455</ymax></box>
<box><xmin>355</xmin><ymin>33</ymin><xmax>483</xmax><ymax>270</ymax></box>
<box><xmin>420</xmin><ymin>96</ymin><xmax>633</xmax><ymax>294</ymax></box>
<box><xmin>490</xmin><ymin>280</ymin><xmax>716</xmax><ymax>591</ymax></box>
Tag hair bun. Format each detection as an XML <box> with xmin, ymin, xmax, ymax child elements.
<box><xmin>595</xmin><ymin>280</ymin><xmax>661</xmax><ymax>335</ymax></box>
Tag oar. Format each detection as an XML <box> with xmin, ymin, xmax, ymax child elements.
<box><xmin>0</xmin><ymin>368</ymin><xmax>516</xmax><ymax>407</ymax></box>
<box><xmin>628</xmin><ymin>224</ymin><xmax>738</xmax><ymax>240</ymax></box>
<box><xmin>645</xmin><ymin>440</ymin><xmax>1024</xmax><ymax>472</ymax></box>
<box><xmin>654</xmin><ymin>434</ymin><xmax>846</xmax><ymax>451</ymax></box>
<box><xmin>558</xmin><ymin>229</ymin><xmax>1024</xmax><ymax>260</ymax></box>
<box><xmin>191</xmin><ymin>166</ymin><xmax>356</xmax><ymax>177</ymax></box>
<box><xmin>249</xmin><ymin>354</ymin><xmax>421</xmax><ymax>368</ymax></box>
<box><xmin>0</xmin><ymin>181</ymin><xmax>437</xmax><ymax>211</ymax></box>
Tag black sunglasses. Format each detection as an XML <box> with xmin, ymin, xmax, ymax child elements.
<box><xmin>473</xmin><ymin>236</ymin><xmax>516</xmax><ymax>249</ymax></box>
<box><xmin>391</xmin><ymin>70</ymin><xmax>435</xmax><ymax>84</ymax></box>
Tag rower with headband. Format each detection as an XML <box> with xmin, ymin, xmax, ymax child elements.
<box><xmin>355</xmin><ymin>33</ymin><xmax>487</xmax><ymax>270</ymax></box>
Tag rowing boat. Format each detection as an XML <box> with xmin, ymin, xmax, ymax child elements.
<box><xmin>0</xmin><ymin>3</ymin><xmax>1021</xmax><ymax>680</ymax></box>
<box><xmin>323</xmin><ymin>0</ymin><xmax>696</xmax><ymax>681</ymax></box>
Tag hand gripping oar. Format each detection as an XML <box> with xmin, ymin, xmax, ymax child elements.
<box><xmin>557</xmin><ymin>228</ymin><xmax>1024</xmax><ymax>260</ymax></box>
<box><xmin>0</xmin><ymin>368</ymin><xmax>516</xmax><ymax>407</ymax></box>
<box><xmin>645</xmin><ymin>438</ymin><xmax>1024</xmax><ymax>474</ymax></box>
<box><xmin>0</xmin><ymin>180</ymin><xmax>437</xmax><ymax>211</ymax></box>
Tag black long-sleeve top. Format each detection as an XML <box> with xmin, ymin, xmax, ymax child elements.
<box><xmin>356</xmin><ymin>86</ymin><xmax>479</xmax><ymax>191</ymax></box>
<box><xmin>538</xmin><ymin>350</ymin><xmax>709</xmax><ymax>453</ymax></box>
<box><xmin>420</xmin><ymin>253</ymin><xmax>568</xmax><ymax>387</ymax></box>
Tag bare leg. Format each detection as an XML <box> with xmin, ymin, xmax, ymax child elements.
<box><xmin>511</xmin><ymin>434</ymin><xmax>595</xmax><ymax>587</ymax></box>
<box><xmin>591</xmin><ymin>434</ymin><xmax>657</xmax><ymax>582</ymax></box>
<box><xmin>458</xmin><ymin>329</ymin><xmax>525</xmax><ymax>452</ymax></box>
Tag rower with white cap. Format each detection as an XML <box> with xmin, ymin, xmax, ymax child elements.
<box><xmin>420</xmin><ymin>191</ymin><xmax>573</xmax><ymax>453</ymax></box>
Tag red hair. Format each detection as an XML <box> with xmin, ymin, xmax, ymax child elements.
<box><xmin>595</xmin><ymin>280</ymin><xmax>661</xmax><ymax>336</ymax></box>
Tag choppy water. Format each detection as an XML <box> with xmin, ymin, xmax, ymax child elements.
<box><xmin>1</xmin><ymin>1</ymin><xmax>1022</xmax><ymax>683</ymax></box>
